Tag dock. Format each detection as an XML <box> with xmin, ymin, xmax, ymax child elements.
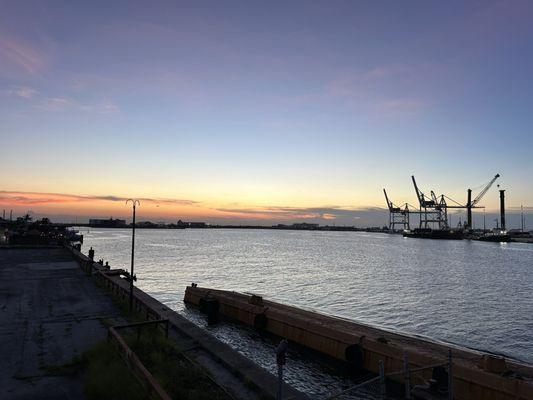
<box><xmin>185</xmin><ymin>285</ymin><xmax>533</xmax><ymax>400</ymax></box>
<box><xmin>0</xmin><ymin>246</ymin><xmax>125</xmax><ymax>398</ymax></box>
<box><xmin>66</xmin><ymin>246</ymin><xmax>309</xmax><ymax>399</ymax></box>
<box><xmin>0</xmin><ymin>245</ymin><xmax>308</xmax><ymax>400</ymax></box>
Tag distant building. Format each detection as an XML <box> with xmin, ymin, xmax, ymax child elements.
<box><xmin>291</xmin><ymin>223</ymin><xmax>319</xmax><ymax>230</ymax></box>
<box><xmin>135</xmin><ymin>221</ymin><xmax>155</xmax><ymax>228</ymax></box>
<box><xmin>177</xmin><ymin>220</ymin><xmax>207</xmax><ymax>228</ymax></box>
<box><xmin>188</xmin><ymin>222</ymin><xmax>207</xmax><ymax>228</ymax></box>
<box><xmin>89</xmin><ymin>218</ymin><xmax>126</xmax><ymax>228</ymax></box>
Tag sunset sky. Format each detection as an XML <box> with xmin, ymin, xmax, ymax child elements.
<box><xmin>1</xmin><ymin>1</ymin><xmax>532</xmax><ymax>225</ymax></box>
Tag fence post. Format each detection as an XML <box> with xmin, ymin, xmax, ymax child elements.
<box><xmin>276</xmin><ymin>339</ymin><xmax>288</xmax><ymax>400</ymax></box>
<box><xmin>403</xmin><ymin>353</ymin><xmax>411</xmax><ymax>399</ymax></box>
<box><xmin>379</xmin><ymin>359</ymin><xmax>386</xmax><ymax>399</ymax></box>
<box><xmin>448</xmin><ymin>350</ymin><xmax>453</xmax><ymax>400</ymax></box>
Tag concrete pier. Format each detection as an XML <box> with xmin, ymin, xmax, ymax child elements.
<box><xmin>66</xmin><ymin>246</ymin><xmax>308</xmax><ymax>400</ymax></box>
<box><xmin>185</xmin><ymin>285</ymin><xmax>533</xmax><ymax>400</ymax></box>
<box><xmin>0</xmin><ymin>247</ymin><xmax>126</xmax><ymax>399</ymax></box>
<box><xmin>1</xmin><ymin>246</ymin><xmax>308</xmax><ymax>399</ymax></box>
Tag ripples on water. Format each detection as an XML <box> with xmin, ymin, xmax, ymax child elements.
<box><xmin>81</xmin><ymin>228</ymin><xmax>533</xmax><ymax>397</ymax></box>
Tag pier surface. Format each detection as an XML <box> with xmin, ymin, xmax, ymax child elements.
<box><xmin>0</xmin><ymin>247</ymin><xmax>125</xmax><ymax>399</ymax></box>
<box><xmin>1</xmin><ymin>246</ymin><xmax>308</xmax><ymax>399</ymax></box>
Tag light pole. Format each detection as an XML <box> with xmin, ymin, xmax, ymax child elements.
<box><xmin>126</xmin><ymin>199</ymin><xmax>140</xmax><ymax>311</ymax></box>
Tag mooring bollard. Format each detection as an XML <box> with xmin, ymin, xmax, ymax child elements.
<box><xmin>379</xmin><ymin>359</ymin><xmax>386</xmax><ymax>399</ymax></box>
<box><xmin>276</xmin><ymin>339</ymin><xmax>288</xmax><ymax>400</ymax></box>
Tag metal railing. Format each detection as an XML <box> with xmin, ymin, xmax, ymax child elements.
<box><xmin>326</xmin><ymin>350</ymin><xmax>454</xmax><ymax>400</ymax></box>
<box><xmin>108</xmin><ymin>321</ymin><xmax>172</xmax><ymax>400</ymax></box>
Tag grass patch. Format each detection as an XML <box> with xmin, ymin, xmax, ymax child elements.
<box><xmin>84</xmin><ymin>341</ymin><xmax>146</xmax><ymax>400</ymax></box>
<box><xmin>85</xmin><ymin>275</ymin><xmax>230</xmax><ymax>399</ymax></box>
<box><xmin>42</xmin><ymin>340</ymin><xmax>146</xmax><ymax>400</ymax></box>
<box><xmin>123</xmin><ymin>327</ymin><xmax>230</xmax><ymax>400</ymax></box>
<box><xmin>43</xmin><ymin>330</ymin><xmax>231</xmax><ymax>400</ymax></box>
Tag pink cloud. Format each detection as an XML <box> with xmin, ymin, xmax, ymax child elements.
<box><xmin>322</xmin><ymin>64</ymin><xmax>432</xmax><ymax>118</ymax></box>
<box><xmin>0</xmin><ymin>37</ymin><xmax>46</xmax><ymax>76</ymax></box>
<box><xmin>0</xmin><ymin>191</ymin><xmax>198</xmax><ymax>206</ymax></box>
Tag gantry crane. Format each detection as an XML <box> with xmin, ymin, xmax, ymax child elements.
<box><xmin>383</xmin><ymin>189</ymin><xmax>410</xmax><ymax>231</ymax></box>
<box><xmin>384</xmin><ymin>174</ymin><xmax>501</xmax><ymax>232</ymax></box>
<box><xmin>411</xmin><ymin>176</ymin><xmax>448</xmax><ymax>229</ymax></box>
<box><xmin>412</xmin><ymin>173</ymin><xmax>500</xmax><ymax>230</ymax></box>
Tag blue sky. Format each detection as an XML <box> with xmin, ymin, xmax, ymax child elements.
<box><xmin>1</xmin><ymin>1</ymin><xmax>532</xmax><ymax>225</ymax></box>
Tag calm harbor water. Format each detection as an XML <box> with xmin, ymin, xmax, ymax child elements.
<box><xmin>80</xmin><ymin>228</ymin><xmax>533</xmax><ymax>397</ymax></box>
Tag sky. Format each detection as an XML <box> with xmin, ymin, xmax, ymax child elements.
<box><xmin>1</xmin><ymin>0</ymin><xmax>532</xmax><ymax>226</ymax></box>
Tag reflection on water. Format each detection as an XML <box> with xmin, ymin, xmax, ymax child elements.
<box><xmin>81</xmin><ymin>228</ymin><xmax>533</xmax><ymax>396</ymax></box>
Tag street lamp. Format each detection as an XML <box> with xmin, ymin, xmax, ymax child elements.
<box><xmin>126</xmin><ymin>199</ymin><xmax>140</xmax><ymax>311</ymax></box>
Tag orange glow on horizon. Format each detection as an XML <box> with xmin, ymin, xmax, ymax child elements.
<box><xmin>0</xmin><ymin>190</ymin><xmax>371</xmax><ymax>222</ymax></box>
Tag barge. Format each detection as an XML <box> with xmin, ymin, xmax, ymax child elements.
<box><xmin>184</xmin><ymin>285</ymin><xmax>533</xmax><ymax>400</ymax></box>
<box><xmin>402</xmin><ymin>228</ymin><xmax>465</xmax><ymax>240</ymax></box>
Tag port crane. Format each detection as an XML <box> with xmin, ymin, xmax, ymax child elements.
<box><xmin>411</xmin><ymin>176</ymin><xmax>448</xmax><ymax>229</ymax></box>
<box><xmin>384</xmin><ymin>174</ymin><xmax>501</xmax><ymax>232</ymax></box>
<box><xmin>383</xmin><ymin>189</ymin><xmax>410</xmax><ymax>231</ymax></box>
<box><xmin>443</xmin><ymin>174</ymin><xmax>500</xmax><ymax>229</ymax></box>
<box><xmin>465</xmin><ymin>174</ymin><xmax>500</xmax><ymax>229</ymax></box>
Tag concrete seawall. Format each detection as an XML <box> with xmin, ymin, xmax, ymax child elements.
<box><xmin>65</xmin><ymin>245</ymin><xmax>308</xmax><ymax>400</ymax></box>
<box><xmin>185</xmin><ymin>285</ymin><xmax>533</xmax><ymax>400</ymax></box>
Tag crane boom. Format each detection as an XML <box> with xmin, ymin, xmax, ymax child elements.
<box><xmin>383</xmin><ymin>188</ymin><xmax>392</xmax><ymax>211</ymax></box>
<box><xmin>411</xmin><ymin>175</ymin><xmax>424</xmax><ymax>207</ymax></box>
<box><xmin>472</xmin><ymin>174</ymin><xmax>500</xmax><ymax>206</ymax></box>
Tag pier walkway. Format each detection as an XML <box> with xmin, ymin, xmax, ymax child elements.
<box><xmin>0</xmin><ymin>247</ymin><xmax>125</xmax><ymax>399</ymax></box>
<box><xmin>0</xmin><ymin>246</ymin><xmax>308</xmax><ymax>400</ymax></box>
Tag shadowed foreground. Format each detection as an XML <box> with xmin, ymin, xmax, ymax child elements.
<box><xmin>0</xmin><ymin>247</ymin><xmax>125</xmax><ymax>399</ymax></box>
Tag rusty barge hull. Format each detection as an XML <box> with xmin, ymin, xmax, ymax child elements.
<box><xmin>184</xmin><ymin>286</ymin><xmax>533</xmax><ymax>400</ymax></box>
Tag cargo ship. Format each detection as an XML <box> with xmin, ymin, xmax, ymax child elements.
<box><xmin>473</xmin><ymin>230</ymin><xmax>511</xmax><ymax>243</ymax></box>
<box><xmin>402</xmin><ymin>228</ymin><xmax>464</xmax><ymax>240</ymax></box>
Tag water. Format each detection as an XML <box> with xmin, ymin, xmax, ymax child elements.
<box><xmin>80</xmin><ymin>228</ymin><xmax>533</xmax><ymax>396</ymax></box>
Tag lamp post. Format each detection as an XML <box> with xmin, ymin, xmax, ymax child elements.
<box><xmin>126</xmin><ymin>199</ymin><xmax>140</xmax><ymax>311</ymax></box>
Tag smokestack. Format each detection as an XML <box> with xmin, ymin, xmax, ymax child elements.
<box><xmin>499</xmin><ymin>190</ymin><xmax>506</xmax><ymax>231</ymax></box>
<box><xmin>466</xmin><ymin>189</ymin><xmax>472</xmax><ymax>229</ymax></box>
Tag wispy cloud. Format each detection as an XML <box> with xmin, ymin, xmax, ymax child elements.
<box><xmin>7</xmin><ymin>86</ymin><xmax>39</xmax><ymax>98</ymax></box>
<box><xmin>3</xmin><ymin>84</ymin><xmax>120</xmax><ymax>114</ymax></box>
<box><xmin>215</xmin><ymin>205</ymin><xmax>387</xmax><ymax>221</ymax></box>
<box><xmin>326</xmin><ymin>65</ymin><xmax>411</xmax><ymax>98</ymax></box>
<box><xmin>323</xmin><ymin>64</ymin><xmax>430</xmax><ymax>118</ymax></box>
<box><xmin>0</xmin><ymin>191</ymin><xmax>198</xmax><ymax>206</ymax></box>
<box><xmin>375</xmin><ymin>98</ymin><xmax>426</xmax><ymax>117</ymax></box>
<box><xmin>80</xmin><ymin>100</ymin><xmax>120</xmax><ymax>114</ymax></box>
<box><xmin>0</xmin><ymin>37</ymin><xmax>46</xmax><ymax>76</ymax></box>
<box><xmin>34</xmin><ymin>96</ymin><xmax>120</xmax><ymax>114</ymax></box>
